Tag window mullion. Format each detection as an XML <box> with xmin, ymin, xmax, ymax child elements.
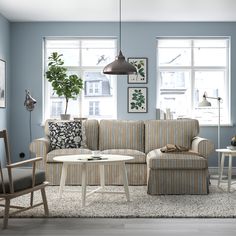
<box><xmin>191</xmin><ymin>39</ymin><xmax>194</xmax><ymax>118</ymax></box>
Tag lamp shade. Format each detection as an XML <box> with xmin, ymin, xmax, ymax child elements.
<box><xmin>198</xmin><ymin>99</ymin><xmax>211</xmax><ymax>107</ymax></box>
<box><xmin>103</xmin><ymin>51</ymin><xmax>137</xmax><ymax>75</ymax></box>
<box><xmin>198</xmin><ymin>92</ymin><xmax>211</xmax><ymax>107</ymax></box>
<box><xmin>24</xmin><ymin>89</ymin><xmax>37</xmax><ymax>111</ymax></box>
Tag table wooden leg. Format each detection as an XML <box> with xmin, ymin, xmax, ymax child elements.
<box><xmin>81</xmin><ymin>163</ymin><xmax>87</xmax><ymax>207</ymax></box>
<box><xmin>100</xmin><ymin>164</ymin><xmax>105</xmax><ymax>190</ymax></box>
<box><xmin>121</xmin><ymin>162</ymin><xmax>130</xmax><ymax>202</ymax></box>
<box><xmin>228</xmin><ymin>155</ymin><xmax>232</xmax><ymax>192</ymax></box>
<box><xmin>218</xmin><ymin>153</ymin><xmax>225</xmax><ymax>187</ymax></box>
<box><xmin>59</xmin><ymin>163</ymin><xmax>68</xmax><ymax>198</ymax></box>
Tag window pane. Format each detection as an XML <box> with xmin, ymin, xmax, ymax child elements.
<box><xmin>46</xmin><ymin>40</ymin><xmax>80</xmax><ymax>48</ymax></box>
<box><xmin>160</xmin><ymin>71</ymin><xmax>190</xmax><ymax>89</ymax></box>
<box><xmin>81</xmin><ymin>48</ymin><xmax>115</xmax><ymax>66</ymax></box>
<box><xmin>51</xmin><ymin>100</ymin><xmax>63</xmax><ymax>118</ymax></box>
<box><xmin>158</xmin><ymin>39</ymin><xmax>191</xmax><ymax>48</ymax></box>
<box><xmin>46</xmin><ymin>40</ymin><xmax>80</xmax><ymax>66</ymax></box>
<box><xmin>158</xmin><ymin>48</ymin><xmax>191</xmax><ymax>66</ymax></box>
<box><xmin>193</xmin><ymin>39</ymin><xmax>227</xmax><ymax>48</ymax></box>
<box><xmin>194</xmin><ymin>71</ymin><xmax>228</xmax><ymax>124</ymax></box>
<box><xmin>194</xmin><ymin>48</ymin><xmax>227</xmax><ymax>66</ymax></box>
<box><xmin>159</xmin><ymin>71</ymin><xmax>191</xmax><ymax>119</ymax></box>
<box><xmin>81</xmin><ymin>40</ymin><xmax>116</xmax><ymax>49</ymax></box>
<box><xmin>46</xmin><ymin>48</ymin><xmax>80</xmax><ymax>66</ymax></box>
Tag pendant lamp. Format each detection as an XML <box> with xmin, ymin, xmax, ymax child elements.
<box><xmin>103</xmin><ymin>0</ymin><xmax>137</xmax><ymax>75</ymax></box>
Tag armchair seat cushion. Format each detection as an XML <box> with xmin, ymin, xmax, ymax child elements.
<box><xmin>0</xmin><ymin>167</ymin><xmax>45</xmax><ymax>194</ymax></box>
<box><xmin>147</xmin><ymin>149</ymin><xmax>207</xmax><ymax>170</ymax></box>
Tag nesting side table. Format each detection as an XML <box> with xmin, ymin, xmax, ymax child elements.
<box><xmin>216</xmin><ymin>148</ymin><xmax>236</xmax><ymax>192</ymax></box>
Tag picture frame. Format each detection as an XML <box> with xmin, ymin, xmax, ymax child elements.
<box><xmin>0</xmin><ymin>59</ymin><xmax>6</xmax><ymax>108</ymax></box>
<box><xmin>128</xmin><ymin>87</ymin><xmax>148</xmax><ymax>113</ymax></box>
<box><xmin>128</xmin><ymin>57</ymin><xmax>148</xmax><ymax>84</ymax></box>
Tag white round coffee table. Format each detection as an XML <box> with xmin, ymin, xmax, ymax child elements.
<box><xmin>216</xmin><ymin>148</ymin><xmax>236</xmax><ymax>192</ymax></box>
<box><xmin>53</xmin><ymin>154</ymin><xmax>134</xmax><ymax>207</ymax></box>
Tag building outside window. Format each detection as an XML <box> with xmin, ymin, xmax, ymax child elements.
<box><xmin>43</xmin><ymin>38</ymin><xmax>117</xmax><ymax>120</ymax></box>
<box><xmin>157</xmin><ymin>37</ymin><xmax>230</xmax><ymax>125</ymax></box>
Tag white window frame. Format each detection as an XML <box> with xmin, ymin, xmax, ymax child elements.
<box><xmin>156</xmin><ymin>37</ymin><xmax>231</xmax><ymax>126</ymax></box>
<box><xmin>43</xmin><ymin>37</ymin><xmax>117</xmax><ymax>121</ymax></box>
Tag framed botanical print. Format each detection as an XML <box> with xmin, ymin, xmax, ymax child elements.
<box><xmin>128</xmin><ymin>87</ymin><xmax>148</xmax><ymax>113</ymax></box>
<box><xmin>0</xmin><ymin>59</ymin><xmax>6</xmax><ymax>108</ymax></box>
<box><xmin>128</xmin><ymin>57</ymin><xmax>148</xmax><ymax>84</ymax></box>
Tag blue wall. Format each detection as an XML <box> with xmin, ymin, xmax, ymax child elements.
<box><xmin>0</xmin><ymin>14</ymin><xmax>10</xmax><ymax>165</ymax></box>
<box><xmin>9</xmin><ymin>22</ymin><xmax>236</xmax><ymax>166</ymax></box>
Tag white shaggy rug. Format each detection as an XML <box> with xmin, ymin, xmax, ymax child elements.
<box><xmin>1</xmin><ymin>183</ymin><xmax>236</xmax><ymax>218</ymax></box>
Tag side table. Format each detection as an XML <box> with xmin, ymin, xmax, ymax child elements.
<box><xmin>216</xmin><ymin>148</ymin><xmax>236</xmax><ymax>192</ymax></box>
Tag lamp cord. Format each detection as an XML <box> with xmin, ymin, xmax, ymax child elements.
<box><xmin>29</xmin><ymin>111</ymin><xmax>32</xmax><ymax>144</ymax></box>
<box><xmin>119</xmin><ymin>0</ymin><xmax>121</xmax><ymax>51</ymax></box>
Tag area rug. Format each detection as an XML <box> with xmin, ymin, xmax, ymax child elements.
<box><xmin>1</xmin><ymin>183</ymin><xmax>236</xmax><ymax>218</ymax></box>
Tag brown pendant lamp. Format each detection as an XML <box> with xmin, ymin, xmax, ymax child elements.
<box><xmin>103</xmin><ymin>0</ymin><xmax>137</xmax><ymax>75</ymax></box>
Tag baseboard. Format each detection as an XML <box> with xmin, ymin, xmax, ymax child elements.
<box><xmin>209</xmin><ymin>167</ymin><xmax>236</xmax><ymax>176</ymax></box>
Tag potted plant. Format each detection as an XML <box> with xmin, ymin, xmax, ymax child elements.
<box><xmin>46</xmin><ymin>52</ymin><xmax>83</xmax><ymax>120</ymax></box>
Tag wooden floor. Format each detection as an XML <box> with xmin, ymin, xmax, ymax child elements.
<box><xmin>0</xmin><ymin>218</ymin><xmax>236</xmax><ymax>235</ymax></box>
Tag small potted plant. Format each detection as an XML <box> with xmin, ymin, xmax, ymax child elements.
<box><xmin>46</xmin><ymin>52</ymin><xmax>83</xmax><ymax>120</ymax></box>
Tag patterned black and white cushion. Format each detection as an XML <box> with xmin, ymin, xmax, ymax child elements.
<box><xmin>48</xmin><ymin>121</ymin><xmax>87</xmax><ymax>150</ymax></box>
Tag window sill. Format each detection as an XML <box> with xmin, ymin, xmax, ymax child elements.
<box><xmin>200</xmin><ymin>123</ymin><xmax>233</xmax><ymax>127</ymax></box>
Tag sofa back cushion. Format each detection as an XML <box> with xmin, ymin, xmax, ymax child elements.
<box><xmin>44</xmin><ymin>119</ymin><xmax>99</xmax><ymax>150</ymax></box>
<box><xmin>144</xmin><ymin>119</ymin><xmax>199</xmax><ymax>153</ymax></box>
<box><xmin>99</xmin><ymin>120</ymin><xmax>144</xmax><ymax>152</ymax></box>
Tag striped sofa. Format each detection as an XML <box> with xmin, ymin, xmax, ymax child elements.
<box><xmin>30</xmin><ymin>119</ymin><xmax>214</xmax><ymax>194</ymax></box>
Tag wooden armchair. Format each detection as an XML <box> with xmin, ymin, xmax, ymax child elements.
<box><xmin>0</xmin><ymin>130</ymin><xmax>49</xmax><ymax>229</ymax></box>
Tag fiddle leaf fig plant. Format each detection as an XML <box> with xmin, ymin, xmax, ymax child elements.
<box><xmin>46</xmin><ymin>52</ymin><xmax>83</xmax><ymax>115</ymax></box>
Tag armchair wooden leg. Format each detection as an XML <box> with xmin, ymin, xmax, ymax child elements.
<box><xmin>41</xmin><ymin>188</ymin><xmax>49</xmax><ymax>216</ymax></box>
<box><xmin>3</xmin><ymin>198</ymin><xmax>10</xmax><ymax>229</ymax></box>
<box><xmin>30</xmin><ymin>192</ymin><xmax>34</xmax><ymax>206</ymax></box>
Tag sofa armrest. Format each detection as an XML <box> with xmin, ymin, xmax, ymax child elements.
<box><xmin>191</xmin><ymin>137</ymin><xmax>214</xmax><ymax>158</ymax></box>
<box><xmin>29</xmin><ymin>137</ymin><xmax>50</xmax><ymax>170</ymax></box>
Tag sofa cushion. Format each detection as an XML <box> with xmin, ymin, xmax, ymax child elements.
<box><xmin>47</xmin><ymin>148</ymin><xmax>92</xmax><ymax>163</ymax></box>
<box><xmin>144</xmin><ymin>119</ymin><xmax>199</xmax><ymax>153</ymax></box>
<box><xmin>147</xmin><ymin>149</ymin><xmax>207</xmax><ymax>170</ymax></box>
<box><xmin>48</xmin><ymin>121</ymin><xmax>87</xmax><ymax>150</ymax></box>
<box><xmin>45</xmin><ymin>119</ymin><xmax>99</xmax><ymax>151</ymax></box>
<box><xmin>101</xmin><ymin>149</ymin><xmax>146</xmax><ymax>164</ymax></box>
<box><xmin>99</xmin><ymin>120</ymin><xmax>144</xmax><ymax>152</ymax></box>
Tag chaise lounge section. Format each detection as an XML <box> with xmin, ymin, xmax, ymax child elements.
<box><xmin>145</xmin><ymin>119</ymin><xmax>213</xmax><ymax>195</ymax></box>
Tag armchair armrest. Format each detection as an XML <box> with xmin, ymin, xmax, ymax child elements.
<box><xmin>29</xmin><ymin>137</ymin><xmax>50</xmax><ymax>170</ymax></box>
<box><xmin>6</xmin><ymin>157</ymin><xmax>43</xmax><ymax>168</ymax></box>
<box><xmin>191</xmin><ymin>136</ymin><xmax>214</xmax><ymax>158</ymax></box>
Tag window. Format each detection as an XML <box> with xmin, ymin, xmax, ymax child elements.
<box><xmin>157</xmin><ymin>37</ymin><xmax>230</xmax><ymax>125</ymax></box>
<box><xmin>43</xmin><ymin>38</ymin><xmax>117</xmax><ymax>120</ymax></box>
<box><xmin>89</xmin><ymin>101</ymin><xmax>100</xmax><ymax>116</ymax></box>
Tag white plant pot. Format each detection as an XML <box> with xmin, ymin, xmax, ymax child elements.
<box><xmin>60</xmin><ymin>114</ymin><xmax>71</xmax><ymax>120</ymax></box>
